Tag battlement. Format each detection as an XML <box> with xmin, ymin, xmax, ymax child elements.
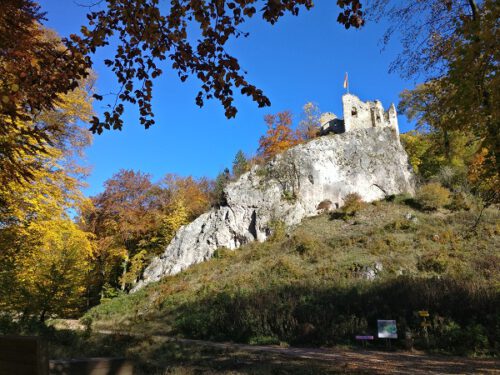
<box><xmin>320</xmin><ymin>94</ymin><xmax>399</xmax><ymax>137</ymax></box>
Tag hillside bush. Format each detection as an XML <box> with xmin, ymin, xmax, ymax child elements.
<box><xmin>290</xmin><ymin>232</ymin><xmax>320</xmax><ymax>256</ymax></box>
<box><xmin>449</xmin><ymin>191</ymin><xmax>474</xmax><ymax>211</ymax></box>
<box><xmin>416</xmin><ymin>183</ymin><xmax>451</xmax><ymax>210</ymax></box>
<box><xmin>340</xmin><ymin>193</ymin><xmax>364</xmax><ymax>217</ymax></box>
<box><xmin>171</xmin><ymin>277</ymin><xmax>498</xmax><ymax>355</ymax></box>
<box><xmin>268</xmin><ymin>220</ymin><xmax>287</xmax><ymax>242</ymax></box>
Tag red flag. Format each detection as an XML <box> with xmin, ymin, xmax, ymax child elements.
<box><xmin>343</xmin><ymin>72</ymin><xmax>348</xmax><ymax>90</ymax></box>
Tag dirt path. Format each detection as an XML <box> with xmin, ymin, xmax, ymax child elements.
<box><xmin>56</xmin><ymin>321</ymin><xmax>500</xmax><ymax>374</ymax></box>
<box><xmin>101</xmin><ymin>331</ymin><xmax>500</xmax><ymax>374</ymax></box>
<box><xmin>168</xmin><ymin>336</ymin><xmax>499</xmax><ymax>374</ymax></box>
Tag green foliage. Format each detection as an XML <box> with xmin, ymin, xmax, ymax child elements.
<box><xmin>291</xmin><ymin>232</ymin><xmax>319</xmax><ymax>256</ymax></box>
<box><xmin>433</xmin><ymin>321</ymin><xmax>491</xmax><ymax>356</ymax></box>
<box><xmin>268</xmin><ymin>220</ymin><xmax>287</xmax><ymax>242</ymax></box>
<box><xmin>416</xmin><ymin>183</ymin><xmax>451</xmax><ymax>211</ymax></box>
<box><xmin>232</xmin><ymin>150</ymin><xmax>248</xmax><ymax>178</ymax></box>
<box><xmin>396</xmin><ymin>0</ymin><xmax>499</xmax><ymax>195</ymax></box>
<box><xmin>282</xmin><ymin>190</ymin><xmax>297</xmax><ymax>202</ymax></box>
<box><xmin>248</xmin><ymin>335</ymin><xmax>281</xmax><ymax>345</ymax></box>
<box><xmin>212</xmin><ymin>168</ymin><xmax>230</xmax><ymax>207</ymax></box>
<box><xmin>99</xmin><ymin>283</ymin><xmax>125</xmax><ymax>303</ymax></box>
<box><xmin>212</xmin><ymin>247</ymin><xmax>236</xmax><ymax>259</ymax></box>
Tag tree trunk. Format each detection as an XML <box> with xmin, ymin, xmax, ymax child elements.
<box><xmin>39</xmin><ymin>309</ymin><xmax>46</xmax><ymax>323</ymax></box>
<box><xmin>443</xmin><ymin>129</ymin><xmax>451</xmax><ymax>163</ymax></box>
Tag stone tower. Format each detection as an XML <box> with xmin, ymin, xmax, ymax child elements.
<box><xmin>342</xmin><ymin>94</ymin><xmax>399</xmax><ymax>137</ymax></box>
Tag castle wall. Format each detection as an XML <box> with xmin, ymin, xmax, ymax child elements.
<box><xmin>342</xmin><ymin>94</ymin><xmax>399</xmax><ymax>136</ymax></box>
<box><xmin>342</xmin><ymin>94</ymin><xmax>373</xmax><ymax>132</ymax></box>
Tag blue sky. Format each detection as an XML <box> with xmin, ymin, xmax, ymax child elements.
<box><xmin>39</xmin><ymin>1</ymin><xmax>419</xmax><ymax>197</ymax></box>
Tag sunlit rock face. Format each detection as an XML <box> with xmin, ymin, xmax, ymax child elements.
<box><xmin>133</xmin><ymin>126</ymin><xmax>415</xmax><ymax>291</ymax></box>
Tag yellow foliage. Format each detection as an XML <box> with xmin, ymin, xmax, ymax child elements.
<box><xmin>0</xmin><ymin>67</ymin><xmax>95</xmax><ymax>319</ymax></box>
<box><xmin>11</xmin><ymin>219</ymin><xmax>93</xmax><ymax>320</ymax></box>
<box><xmin>416</xmin><ymin>183</ymin><xmax>451</xmax><ymax>210</ymax></box>
<box><xmin>400</xmin><ymin>131</ymin><xmax>431</xmax><ymax>174</ymax></box>
<box><xmin>161</xmin><ymin>198</ymin><xmax>190</xmax><ymax>245</ymax></box>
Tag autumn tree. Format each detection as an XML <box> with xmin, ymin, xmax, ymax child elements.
<box><xmin>2</xmin><ymin>219</ymin><xmax>93</xmax><ymax>322</ymax></box>
<box><xmin>371</xmin><ymin>0</ymin><xmax>498</xmax><ymax>180</ymax></box>
<box><xmin>160</xmin><ymin>174</ymin><xmax>212</xmax><ymax>220</ymax></box>
<box><xmin>82</xmin><ymin>171</ymin><xmax>213</xmax><ymax>295</ymax></box>
<box><xmin>297</xmin><ymin>102</ymin><xmax>321</xmax><ymax>141</ymax></box>
<box><xmin>0</xmin><ymin>2</ymin><xmax>90</xmax><ymax>181</ymax></box>
<box><xmin>258</xmin><ymin>111</ymin><xmax>301</xmax><ymax>160</ymax></box>
<box><xmin>366</xmin><ymin>0</ymin><xmax>480</xmax><ymax>78</ymax></box>
<box><xmin>81</xmin><ymin>170</ymin><xmax>158</xmax><ymax>294</ymax></box>
<box><xmin>0</xmin><ymin>67</ymin><xmax>94</xmax><ymax>321</ymax></box>
<box><xmin>442</xmin><ymin>0</ymin><xmax>499</xmax><ymax>178</ymax></box>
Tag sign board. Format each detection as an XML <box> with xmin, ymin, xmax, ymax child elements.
<box><xmin>355</xmin><ymin>335</ymin><xmax>374</xmax><ymax>340</ymax></box>
<box><xmin>377</xmin><ymin>320</ymin><xmax>398</xmax><ymax>339</ymax></box>
<box><xmin>418</xmin><ymin>310</ymin><xmax>429</xmax><ymax>317</ymax></box>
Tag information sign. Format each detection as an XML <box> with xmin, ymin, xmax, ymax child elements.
<box><xmin>377</xmin><ymin>320</ymin><xmax>398</xmax><ymax>339</ymax></box>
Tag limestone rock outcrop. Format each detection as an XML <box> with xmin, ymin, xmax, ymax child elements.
<box><xmin>133</xmin><ymin>127</ymin><xmax>415</xmax><ymax>291</ymax></box>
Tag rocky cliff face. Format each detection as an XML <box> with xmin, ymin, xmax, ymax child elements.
<box><xmin>133</xmin><ymin>128</ymin><xmax>415</xmax><ymax>290</ymax></box>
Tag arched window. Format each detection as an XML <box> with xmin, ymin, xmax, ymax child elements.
<box><xmin>351</xmin><ymin>107</ymin><xmax>358</xmax><ymax>117</ymax></box>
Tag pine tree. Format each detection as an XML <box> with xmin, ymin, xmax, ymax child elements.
<box><xmin>232</xmin><ymin>150</ymin><xmax>248</xmax><ymax>178</ymax></box>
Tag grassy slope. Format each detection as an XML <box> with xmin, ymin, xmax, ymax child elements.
<box><xmin>86</xmin><ymin>199</ymin><xmax>499</xmax><ymax>356</ymax></box>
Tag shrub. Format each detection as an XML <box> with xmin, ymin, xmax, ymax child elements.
<box><xmin>386</xmin><ymin>193</ymin><xmax>413</xmax><ymax>205</ymax></box>
<box><xmin>449</xmin><ymin>191</ymin><xmax>474</xmax><ymax>211</ymax></box>
<box><xmin>212</xmin><ymin>247</ymin><xmax>235</xmax><ymax>259</ymax></box>
<box><xmin>248</xmin><ymin>335</ymin><xmax>280</xmax><ymax>345</ymax></box>
<box><xmin>282</xmin><ymin>190</ymin><xmax>296</xmax><ymax>201</ymax></box>
<box><xmin>417</xmin><ymin>253</ymin><xmax>448</xmax><ymax>273</ymax></box>
<box><xmin>268</xmin><ymin>220</ymin><xmax>286</xmax><ymax>242</ymax></box>
<box><xmin>290</xmin><ymin>232</ymin><xmax>319</xmax><ymax>256</ymax></box>
<box><xmin>416</xmin><ymin>183</ymin><xmax>451</xmax><ymax>210</ymax></box>
<box><xmin>341</xmin><ymin>193</ymin><xmax>364</xmax><ymax>216</ymax></box>
<box><xmin>434</xmin><ymin>165</ymin><xmax>468</xmax><ymax>191</ymax></box>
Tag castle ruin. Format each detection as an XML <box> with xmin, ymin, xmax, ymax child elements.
<box><xmin>320</xmin><ymin>94</ymin><xmax>399</xmax><ymax>137</ymax></box>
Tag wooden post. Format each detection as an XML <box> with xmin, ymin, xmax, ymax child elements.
<box><xmin>0</xmin><ymin>335</ymin><xmax>48</xmax><ymax>375</ymax></box>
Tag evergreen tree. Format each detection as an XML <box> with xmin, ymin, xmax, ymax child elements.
<box><xmin>232</xmin><ymin>150</ymin><xmax>248</xmax><ymax>178</ymax></box>
<box><xmin>213</xmin><ymin>168</ymin><xmax>231</xmax><ymax>207</ymax></box>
